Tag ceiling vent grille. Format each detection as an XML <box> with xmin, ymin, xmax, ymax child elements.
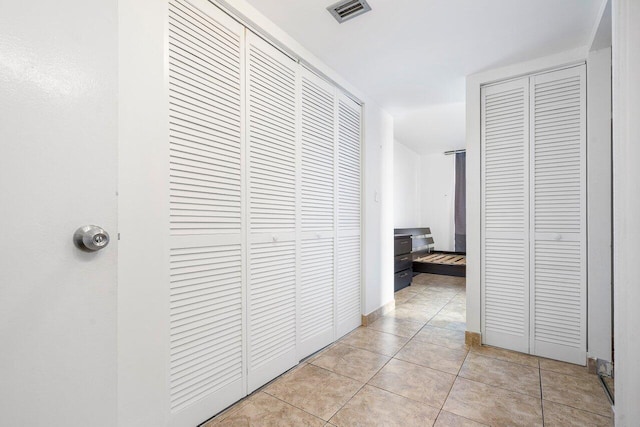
<box><xmin>327</xmin><ymin>0</ymin><xmax>372</xmax><ymax>23</ymax></box>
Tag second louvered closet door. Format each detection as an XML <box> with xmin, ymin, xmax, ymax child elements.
<box><xmin>530</xmin><ymin>66</ymin><xmax>586</xmax><ymax>364</ymax></box>
<box><xmin>246</xmin><ymin>33</ymin><xmax>299</xmax><ymax>392</ymax></box>
<box><xmin>297</xmin><ymin>68</ymin><xmax>336</xmax><ymax>359</ymax></box>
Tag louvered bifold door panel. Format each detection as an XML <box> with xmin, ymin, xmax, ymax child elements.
<box><xmin>530</xmin><ymin>65</ymin><xmax>586</xmax><ymax>364</ymax></box>
<box><xmin>297</xmin><ymin>68</ymin><xmax>336</xmax><ymax>358</ymax></box>
<box><xmin>245</xmin><ymin>33</ymin><xmax>299</xmax><ymax>392</ymax></box>
<box><xmin>336</xmin><ymin>94</ymin><xmax>363</xmax><ymax>338</ymax></box>
<box><xmin>167</xmin><ymin>0</ymin><xmax>245</xmax><ymax>425</ymax></box>
<box><xmin>298</xmin><ymin>235</ymin><xmax>335</xmax><ymax>358</ymax></box>
<box><xmin>481</xmin><ymin>78</ymin><xmax>530</xmax><ymax>353</ymax></box>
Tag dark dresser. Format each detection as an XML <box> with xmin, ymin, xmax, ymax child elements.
<box><xmin>394</xmin><ymin>234</ymin><xmax>413</xmax><ymax>291</ymax></box>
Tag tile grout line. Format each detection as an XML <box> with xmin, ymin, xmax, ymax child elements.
<box><xmin>324</xmin><ymin>346</ymin><xmax>398</xmax><ymax>423</ymax></box>
<box><xmin>436</xmin><ymin>349</ymin><xmax>473</xmax><ymax>423</ymax></box>
<box><xmin>453</xmin><ymin>375</ymin><xmax>545</xmax><ymax>401</ymax></box>
<box><xmin>258</xmin><ymin>390</ymin><xmax>328</xmax><ymax>423</ymax></box>
<box><xmin>469</xmin><ymin>348</ymin><xmax>540</xmax><ymax>368</ymax></box>
<box><xmin>364</xmin><ymin>382</ymin><xmax>444</xmax><ymax>412</ymax></box>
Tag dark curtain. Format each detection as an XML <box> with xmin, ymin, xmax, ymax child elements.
<box><xmin>454</xmin><ymin>152</ymin><xmax>466</xmax><ymax>252</ymax></box>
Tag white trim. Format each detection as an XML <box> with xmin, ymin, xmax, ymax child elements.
<box><xmin>612</xmin><ymin>0</ymin><xmax>640</xmax><ymax>423</ymax></box>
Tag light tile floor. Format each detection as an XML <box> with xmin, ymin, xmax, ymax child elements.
<box><xmin>204</xmin><ymin>273</ymin><xmax>613</xmax><ymax>427</ymax></box>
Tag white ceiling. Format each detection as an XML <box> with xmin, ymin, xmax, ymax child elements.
<box><xmin>244</xmin><ymin>0</ymin><xmax>604</xmax><ymax>154</ymax></box>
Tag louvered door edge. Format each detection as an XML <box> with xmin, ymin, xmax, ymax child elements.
<box><xmin>480</xmin><ymin>78</ymin><xmax>530</xmax><ymax>354</ymax></box>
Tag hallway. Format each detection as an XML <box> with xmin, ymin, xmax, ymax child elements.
<box><xmin>204</xmin><ymin>274</ymin><xmax>612</xmax><ymax>426</ymax></box>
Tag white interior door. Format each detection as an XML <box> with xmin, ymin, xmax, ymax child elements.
<box><xmin>336</xmin><ymin>94</ymin><xmax>363</xmax><ymax>338</ymax></box>
<box><xmin>481</xmin><ymin>78</ymin><xmax>530</xmax><ymax>353</ymax></box>
<box><xmin>297</xmin><ymin>67</ymin><xmax>337</xmax><ymax>358</ymax></box>
<box><xmin>530</xmin><ymin>65</ymin><xmax>587</xmax><ymax>364</ymax></box>
<box><xmin>0</xmin><ymin>0</ymin><xmax>118</xmax><ymax>425</ymax></box>
<box><xmin>245</xmin><ymin>32</ymin><xmax>299</xmax><ymax>392</ymax></box>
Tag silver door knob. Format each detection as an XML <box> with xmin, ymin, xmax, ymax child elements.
<box><xmin>74</xmin><ymin>225</ymin><xmax>110</xmax><ymax>252</ymax></box>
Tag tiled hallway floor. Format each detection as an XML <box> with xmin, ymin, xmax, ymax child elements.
<box><xmin>205</xmin><ymin>273</ymin><xmax>612</xmax><ymax>427</ymax></box>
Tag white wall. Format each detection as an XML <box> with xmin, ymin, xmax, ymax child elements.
<box><xmin>612</xmin><ymin>0</ymin><xmax>640</xmax><ymax>423</ymax></box>
<box><xmin>393</xmin><ymin>140</ymin><xmax>421</xmax><ymax>227</ymax></box>
<box><xmin>364</xmin><ymin>109</ymin><xmax>395</xmax><ymax>315</ymax></box>
<box><xmin>392</xmin><ymin>141</ymin><xmax>458</xmax><ymax>251</ymax></box>
<box><xmin>419</xmin><ymin>153</ymin><xmax>456</xmax><ymax>251</ymax></box>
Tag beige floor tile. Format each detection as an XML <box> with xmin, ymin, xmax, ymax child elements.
<box><xmin>434</xmin><ymin>411</ymin><xmax>489</xmax><ymax>427</ymax></box>
<box><xmin>442</xmin><ymin>301</ymin><xmax>466</xmax><ymax>313</ymax></box>
<box><xmin>394</xmin><ymin>288</ymin><xmax>418</xmax><ymax>304</ymax></box>
<box><xmin>470</xmin><ymin>345</ymin><xmax>539</xmax><ymax>368</ymax></box>
<box><xmin>367</xmin><ymin>316</ymin><xmax>424</xmax><ymax>338</ymax></box>
<box><xmin>203</xmin><ymin>392</ymin><xmax>325</xmax><ymax>427</ymax></box>
<box><xmin>339</xmin><ymin>327</ymin><xmax>409</xmax><ymax>357</ymax></box>
<box><xmin>395</xmin><ymin>339</ymin><xmax>468</xmax><ymax>375</ymax></box>
<box><xmin>413</xmin><ymin>326</ymin><xmax>468</xmax><ymax>351</ymax></box>
<box><xmin>264</xmin><ymin>364</ymin><xmax>363</xmax><ymax>421</ymax></box>
<box><xmin>540</xmin><ymin>370</ymin><xmax>612</xmax><ymax>417</ymax></box>
<box><xmin>409</xmin><ymin>293</ymin><xmax>454</xmax><ymax>307</ymax></box>
<box><xmin>413</xmin><ymin>284</ymin><xmax>459</xmax><ymax>294</ymax></box>
<box><xmin>443</xmin><ymin>377</ymin><xmax>543</xmax><ymax>426</ymax></box>
<box><xmin>428</xmin><ymin>310</ymin><xmax>467</xmax><ymax>331</ymax></box>
<box><xmin>368</xmin><ymin>358</ymin><xmax>455</xmax><ymax>408</ymax></box>
<box><xmin>539</xmin><ymin>358</ymin><xmax>591</xmax><ymax>379</ymax></box>
<box><xmin>543</xmin><ymin>400</ymin><xmax>613</xmax><ymax>427</ymax></box>
<box><xmin>310</xmin><ymin>343</ymin><xmax>390</xmax><ymax>382</ymax></box>
<box><xmin>304</xmin><ymin>343</ymin><xmax>338</xmax><ymax>364</ymax></box>
<box><xmin>384</xmin><ymin>305</ymin><xmax>439</xmax><ymax>323</ymax></box>
<box><xmin>458</xmin><ymin>352</ymin><xmax>541</xmax><ymax>397</ymax></box>
<box><xmin>329</xmin><ymin>384</ymin><xmax>439</xmax><ymax>427</ymax></box>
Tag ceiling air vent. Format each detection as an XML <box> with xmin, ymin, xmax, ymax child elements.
<box><xmin>327</xmin><ymin>0</ymin><xmax>372</xmax><ymax>23</ymax></box>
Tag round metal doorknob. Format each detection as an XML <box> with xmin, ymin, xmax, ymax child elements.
<box><xmin>74</xmin><ymin>225</ymin><xmax>110</xmax><ymax>252</ymax></box>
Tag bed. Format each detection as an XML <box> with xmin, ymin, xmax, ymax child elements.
<box><xmin>393</xmin><ymin>227</ymin><xmax>466</xmax><ymax>277</ymax></box>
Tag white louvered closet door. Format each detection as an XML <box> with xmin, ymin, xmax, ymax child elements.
<box><xmin>297</xmin><ymin>68</ymin><xmax>336</xmax><ymax>359</ymax></box>
<box><xmin>481</xmin><ymin>78</ymin><xmax>530</xmax><ymax>353</ymax></box>
<box><xmin>530</xmin><ymin>65</ymin><xmax>586</xmax><ymax>364</ymax></box>
<box><xmin>167</xmin><ymin>0</ymin><xmax>245</xmax><ymax>424</ymax></box>
<box><xmin>336</xmin><ymin>94</ymin><xmax>363</xmax><ymax>338</ymax></box>
<box><xmin>245</xmin><ymin>32</ymin><xmax>299</xmax><ymax>392</ymax></box>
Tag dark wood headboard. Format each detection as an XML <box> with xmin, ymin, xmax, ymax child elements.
<box><xmin>394</xmin><ymin>228</ymin><xmax>435</xmax><ymax>253</ymax></box>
